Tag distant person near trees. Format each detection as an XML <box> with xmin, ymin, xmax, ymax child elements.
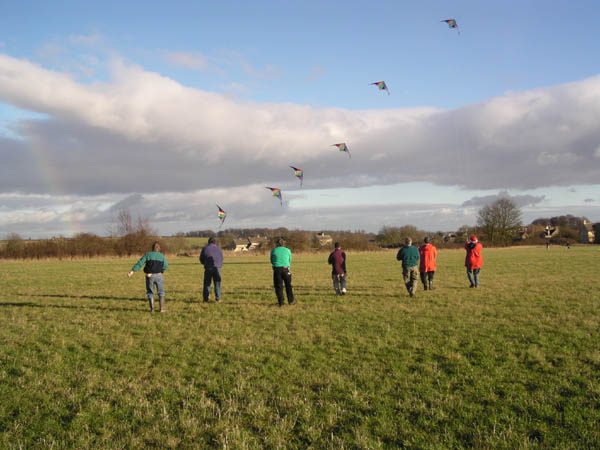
<box><xmin>270</xmin><ymin>238</ymin><xmax>295</xmax><ymax>306</ymax></box>
<box><xmin>328</xmin><ymin>242</ymin><xmax>347</xmax><ymax>295</ymax></box>
<box><xmin>396</xmin><ymin>237</ymin><xmax>420</xmax><ymax>297</ymax></box>
<box><xmin>199</xmin><ymin>237</ymin><xmax>224</xmax><ymax>303</ymax></box>
<box><xmin>465</xmin><ymin>235</ymin><xmax>483</xmax><ymax>288</ymax></box>
<box><xmin>128</xmin><ymin>241</ymin><xmax>168</xmax><ymax>312</ymax></box>
<box><xmin>419</xmin><ymin>237</ymin><xmax>437</xmax><ymax>291</ymax></box>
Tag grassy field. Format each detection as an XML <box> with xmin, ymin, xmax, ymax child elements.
<box><xmin>1</xmin><ymin>247</ymin><xmax>599</xmax><ymax>448</ymax></box>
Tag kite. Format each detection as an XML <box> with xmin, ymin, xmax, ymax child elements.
<box><xmin>332</xmin><ymin>142</ymin><xmax>351</xmax><ymax>159</ymax></box>
<box><xmin>265</xmin><ymin>187</ymin><xmax>283</xmax><ymax>206</ymax></box>
<box><xmin>216</xmin><ymin>204</ymin><xmax>227</xmax><ymax>228</ymax></box>
<box><xmin>370</xmin><ymin>81</ymin><xmax>390</xmax><ymax>96</ymax></box>
<box><xmin>289</xmin><ymin>166</ymin><xmax>304</xmax><ymax>187</ymax></box>
<box><xmin>441</xmin><ymin>19</ymin><xmax>460</xmax><ymax>34</ymax></box>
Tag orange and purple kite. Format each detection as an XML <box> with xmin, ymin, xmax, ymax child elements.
<box><xmin>216</xmin><ymin>204</ymin><xmax>227</xmax><ymax>228</ymax></box>
<box><xmin>370</xmin><ymin>81</ymin><xmax>390</xmax><ymax>96</ymax></box>
<box><xmin>441</xmin><ymin>19</ymin><xmax>460</xmax><ymax>35</ymax></box>
<box><xmin>265</xmin><ymin>187</ymin><xmax>283</xmax><ymax>206</ymax></box>
<box><xmin>289</xmin><ymin>166</ymin><xmax>303</xmax><ymax>187</ymax></box>
<box><xmin>332</xmin><ymin>143</ymin><xmax>351</xmax><ymax>159</ymax></box>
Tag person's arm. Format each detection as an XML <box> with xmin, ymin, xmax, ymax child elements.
<box><xmin>328</xmin><ymin>252</ymin><xmax>334</xmax><ymax>265</ymax></box>
<box><xmin>396</xmin><ymin>248</ymin><xmax>403</xmax><ymax>261</ymax></box>
<box><xmin>287</xmin><ymin>249</ymin><xmax>292</xmax><ymax>266</ymax></box>
<box><xmin>162</xmin><ymin>254</ymin><xmax>168</xmax><ymax>272</ymax></box>
<box><xmin>128</xmin><ymin>253</ymin><xmax>147</xmax><ymax>277</ymax></box>
<box><xmin>342</xmin><ymin>252</ymin><xmax>347</xmax><ymax>273</ymax></box>
<box><xmin>270</xmin><ymin>249</ymin><xmax>276</xmax><ymax>266</ymax></box>
<box><xmin>199</xmin><ymin>247</ymin><xmax>206</xmax><ymax>265</ymax></box>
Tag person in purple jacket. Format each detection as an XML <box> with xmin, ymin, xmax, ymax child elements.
<box><xmin>328</xmin><ymin>242</ymin><xmax>347</xmax><ymax>295</ymax></box>
<box><xmin>199</xmin><ymin>237</ymin><xmax>224</xmax><ymax>303</ymax></box>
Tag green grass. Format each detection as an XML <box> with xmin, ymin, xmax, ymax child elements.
<box><xmin>1</xmin><ymin>247</ymin><xmax>599</xmax><ymax>448</ymax></box>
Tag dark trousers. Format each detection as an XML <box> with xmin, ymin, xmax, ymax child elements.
<box><xmin>420</xmin><ymin>271</ymin><xmax>435</xmax><ymax>287</ymax></box>
<box><xmin>203</xmin><ymin>267</ymin><xmax>222</xmax><ymax>301</ymax></box>
<box><xmin>273</xmin><ymin>267</ymin><xmax>294</xmax><ymax>305</ymax></box>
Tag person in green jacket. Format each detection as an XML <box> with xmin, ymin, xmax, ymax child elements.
<box><xmin>396</xmin><ymin>237</ymin><xmax>420</xmax><ymax>297</ymax></box>
<box><xmin>128</xmin><ymin>241</ymin><xmax>168</xmax><ymax>312</ymax></box>
<box><xmin>270</xmin><ymin>238</ymin><xmax>295</xmax><ymax>306</ymax></box>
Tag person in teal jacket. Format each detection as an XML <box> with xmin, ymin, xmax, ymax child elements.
<box><xmin>128</xmin><ymin>241</ymin><xmax>168</xmax><ymax>312</ymax></box>
<box><xmin>396</xmin><ymin>237</ymin><xmax>420</xmax><ymax>297</ymax></box>
<box><xmin>270</xmin><ymin>238</ymin><xmax>295</xmax><ymax>306</ymax></box>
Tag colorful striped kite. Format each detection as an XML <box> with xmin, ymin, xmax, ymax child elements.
<box><xmin>370</xmin><ymin>81</ymin><xmax>390</xmax><ymax>96</ymax></box>
<box><xmin>216</xmin><ymin>204</ymin><xmax>227</xmax><ymax>228</ymax></box>
<box><xmin>441</xmin><ymin>19</ymin><xmax>460</xmax><ymax>35</ymax></box>
<box><xmin>332</xmin><ymin>142</ymin><xmax>351</xmax><ymax>159</ymax></box>
<box><xmin>265</xmin><ymin>187</ymin><xmax>283</xmax><ymax>206</ymax></box>
<box><xmin>289</xmin><ymin>166</ymin><xmax>303</xmax><ymax>187</ymax></box>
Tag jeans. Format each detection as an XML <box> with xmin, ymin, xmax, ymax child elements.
<box><xmin>145</xmin><ymin>273</ymin><xmax>165</xmax><ymax>299</ymax></box>
<box><xmin>467</xmin><ymin>268</ymin><xmax>480</xmax><ymax>287</ymax></box>
<box><xmin>332</xmin><ymin>273</ymin><xmax>347</xmax><ymax>294</ymax></box>
<box><xmin>273</xmin><ymin>267</ymin><xmax>294</xmax><ymax>305</ymax></box>
<box><xmin>203</xmin><ymin>267</ymin><xmax>222</xmax><ymax>301</ymax></box>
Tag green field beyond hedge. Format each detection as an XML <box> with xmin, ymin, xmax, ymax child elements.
<box><xmin>1</xmin><ymin>247</ymin><xmax>599</xmax><ymax>448</ymax></box>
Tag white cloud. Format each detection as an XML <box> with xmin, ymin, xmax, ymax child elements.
<box><xmin>164</xmin><ymin>51</ymin><xmax>214</xmax><ymax>72</ymax></box>
<box><xmin>1</xmin><ymin>52</ymin><xmax>600</xmax><ymax>237</ymax></box>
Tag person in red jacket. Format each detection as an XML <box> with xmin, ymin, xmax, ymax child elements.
<box><xmin>419</xmin><ymin>237</ymin><xmax>437</xmax><ymax>290</ymax></box>
<box><xmin>465</xmin><ymin>235</ymin><xmax>483</xmax><ymax>288</ymax></box>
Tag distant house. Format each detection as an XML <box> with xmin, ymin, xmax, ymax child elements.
<box><xmin>316</xmin><ymin>232</ymin><xmax>333</xmax><ymax>246</ymax></box>
<box><xmin>233</xmin><ymin>236</ymin><xmax>267</xmax><ymax>252</ymax></box>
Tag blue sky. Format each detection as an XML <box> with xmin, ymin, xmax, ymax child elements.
<box><xmin>1</xmin><ymin>1</ymin><xmax>600</xmax><ymax>237</ymax></box>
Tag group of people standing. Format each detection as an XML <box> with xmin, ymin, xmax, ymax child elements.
<box><xmin>127</xmin><ymin>235</ymin><xmax>483</xmax><ymax>311</ymax></box>
<box><xmin>396</xmin><ymin>235</ymin><xmax>484</xmax><ymax>297</ymax></box>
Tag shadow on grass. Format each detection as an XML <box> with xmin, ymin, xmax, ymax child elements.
<box><xmin>0</xmin><ymin>301</ymin><xmax>140</xmax><ymax>312</ymax></box>
<box><xmin>14</xmin><ymin>293</ymin><xmax>141</xmax><ymax>302</ymax></box>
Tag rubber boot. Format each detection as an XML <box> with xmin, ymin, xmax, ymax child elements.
<box><xmin>423</xmin><ymin>282</ymin><xmax>428</xmax><ymax>291</ymax></box>
<box><xmin>159</xmin><ymin>296</ymin><xmax>166</xmax><ymax>312</ymax></box>
<box><xmin>148</xmin><ymin>298</ymin><xmax>154</xmax><ymax>312</ymax></box>
<box><xmin>429</xmin><ymin>280</ymin><xmax>434</xmax><ymax>291</ymax></box>
<box><xmin>406</xmin><ymin>283</ymin><xmax>413</xmax><ymax>297</ymax></box>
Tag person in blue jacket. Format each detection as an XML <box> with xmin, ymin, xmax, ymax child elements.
<box><xmin>199</xmin><ymin>237</ymin><xmax>224</xmax><ymax>303</ymax></box>
<box><xmin>128</xmin><ymin>241</ymin><xmax>168</xmax><ymax>312</ymax></box>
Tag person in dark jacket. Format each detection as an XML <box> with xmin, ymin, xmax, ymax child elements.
<box><xmin>328</xmin><ymin>242</ymin><xmax>347</xmax><ymax>295</ymax></box>
<box><xmin>465</xmin><ymin>235</ymin><xmax>483</xmax><ymax>288</ymax></box>
<box><xmin>199</xmin><ymin>237</ymin><xmax>224</xmax><ymax>302</ymax></box>
<box><xmin>396</xmin><ymin>237</ymin><xmax>420</xmax><ymax>297</ymax></box>
<box><xmin>128</xmin><ymin>241</ymin><xmax>168</xmax><ymax>312</ymax></box>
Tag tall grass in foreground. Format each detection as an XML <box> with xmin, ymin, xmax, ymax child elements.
<box><xmin>1</xmin><ymin>247</ymin><xmax>599</xmax><ymax>448</ymax></box>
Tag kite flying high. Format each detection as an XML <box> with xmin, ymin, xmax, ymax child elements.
<box><xmin>441</xmin><ymin>19</ymin><xmax>460</xmax><ymax>34</ymax></box>
<box><xmin>289</xmin><ymin>166</ymin><xmax>304</xmax><ymax>187</ymax></box>
<box><xmin>265</xmin><ymin>187</ymin><xmax>283</xmax><ymax>206</ymax></box>
<box><xmin>216</xmin><ymin>204</ymin><xmax>227</xmax><ymax>228</ymax></box>
<box><xmin>370</xmin><ymin>81</ymin><xmax>390</xmax><ymax>95</ymax></box>
<box><xmin>332</xmin><ymin>143</ymin><xmax>351</xmax><ymax>159</ymax></box>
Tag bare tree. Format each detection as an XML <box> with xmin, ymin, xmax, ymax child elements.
<box><xmin>477</xmin><ymin>198</ymin><xmax>522</xmax><ymax>246</ymax></box>
<box><xmin>117</xmin><ymin>208</ymin><xmax>135</xmax><ymax>236</ymax></box>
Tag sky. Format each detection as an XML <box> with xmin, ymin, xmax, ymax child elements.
<box><xmin>1</xmin><ymin>0</ymin><xmax>600</xmax><ymax>237</ymax></box>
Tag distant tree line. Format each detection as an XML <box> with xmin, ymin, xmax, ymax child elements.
<box><xmin>2</xmin><ymin>204</ymin><xmax>598</xmax><ymax>259</ymax></box>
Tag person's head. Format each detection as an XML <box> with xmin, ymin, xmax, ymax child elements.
<box><xmin>208</xmin><ymin>237</ymin><xmax>216</xmax><ymax>245</ymax></box>
<box><xmin>424</xmin><ymin>237</ymin><xmax>431</xmax><ymax>244</ymax></box>
<box><xmin>405</xmin><ymin>237</ymin><xmax>412</xmax><ymax>246</ymax></box>
<box><xmin>152</xmin><ymin>241</ymin><xmax>161</xmax><ymax>252</ymax></box>
<box><xmin>334</xmin><ymin>242</ymin><xmax>341</xmax><ymax>249</ymax></box>
<box><xmin>277</xmin><ymin>237</ymin><xmax>285</xmax><ymax>247</ymax></box>
<box><xmin>469</xmin><ymin>235</ymin><xmax>478</xmax><ymax>244</ymax></box>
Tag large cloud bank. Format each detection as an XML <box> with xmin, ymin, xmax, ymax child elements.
<box><xmin>1</xmin><ymin>53</ymin><xmax>600</xmax><ymax>236</ymax></box>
